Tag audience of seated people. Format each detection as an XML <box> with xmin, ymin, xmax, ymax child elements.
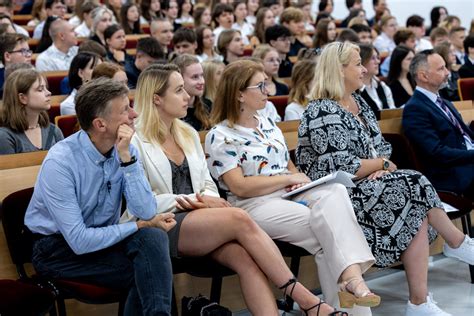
<box><xmin>0</xmin><ymin>1</ymin><xmax>474</xmax><ymax>315</ymax></box>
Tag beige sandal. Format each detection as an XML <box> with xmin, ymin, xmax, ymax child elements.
<box><xmin>338</xmin><ymin>277</ymin><xmax>381</xmax><ymax>308</ymax></box>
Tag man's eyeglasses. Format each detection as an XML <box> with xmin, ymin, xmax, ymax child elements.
<box><xmin>246</xmin><ymin>81</ymin><xmax>267</xmax><ymax>94</ymax></box>
<box><xmin>8</xmin><ymin>48</ymin><xmax>33</xmax><ymax>57</ymax></box>
<box><xmin>276</xmin><ymin>36</ymin><xmax>294</xmax><ymax>43</ymax></box>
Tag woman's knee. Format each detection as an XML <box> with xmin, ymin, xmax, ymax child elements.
<box><xmin>228</xmin><ymin>207</ymin><xmax>261</xmax><ymax>233</ymax></box>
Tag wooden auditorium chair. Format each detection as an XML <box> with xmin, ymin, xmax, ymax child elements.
<box><xmin>458</xmin><ymin>77</ymin><xmax>474</xmax><ymax>101</ymax></box>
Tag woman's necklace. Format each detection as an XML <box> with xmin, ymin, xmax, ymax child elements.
<box><xmin>27</xmin><ymin>124</ymin><xmax>40</xmax><ymax>130</ymax></box>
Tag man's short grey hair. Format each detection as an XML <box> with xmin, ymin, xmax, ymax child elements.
<box><xmin>75</xmin><ymin>77</ymin><xmax>129</xmax><ymax>131</ymax></box>
<box><xmin>48</xmin><ymin>18</ymin><xmax>63</xmax><ymax>39</ymax></box>
<box><xmin>409</xmin><ymin>49</ymin><xmax>436</xmax><ymax>83</ymax></box>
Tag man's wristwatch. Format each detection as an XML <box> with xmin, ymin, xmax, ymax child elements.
<box><xmin>382</xmin><ymin>158</ymin><xmax>390</xmax><ymax>171</ymax></box>
<box><xmin>120</xmin><ymin>155</ymin><xmax>137</xmax><ymax>167</ymax></box>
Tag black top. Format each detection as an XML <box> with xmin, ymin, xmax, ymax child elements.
<box><xmin>272</xmin><ymin>78</ymin><xmax>289</xmax><ymax>96</ymax></box>
<box><xmin>182</xmin><ymin>99</ymin><xmax>212</xmax><ymax>131</ymax></box>
<box><xmin>278</xmin><ymin>56</ymin><xmax>294</xmax><ymax>78</ymax></box>
<box><xmin>459</xmin><ymin>58</ymin><xmax>474</xmax><ymax>79</ymax></box>
<box><xmin>170</xmin><ymin>157</ymin><xmax>194</xmax><ymax>195</ymax></box>
<box><xmin>388</xmin><ymin>80</ymin><xmax>412</xmax><ymax>108</ymax></box>
<box><xmin>106</xmin><ymin>50</ymin><xmax>134</xmax><ymax>66</ymax></box>
<box><xmin>288</xmin><ymin>38</ymin><xmax>307</xmax><ymax>58</ymax></box>
<box><xmin>124</xmin><ymin>59</ymin><xmax>140</xmax><ymax>89</ymax></box>
<box><xmin>89</xmin><ymin>34</ymin><xmax>106</xmax><ymax>47</ymax></box>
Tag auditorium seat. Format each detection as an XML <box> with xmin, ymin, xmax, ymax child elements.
<box><xmin>55</xmin><ymin>115</ymin><xmax>78</xmax><ymax>137</ymax></box>
<box><xmin>458</xmin><ymin>78</ymin><xmax>474</xmax><ymax>101</ymax></box>
<box><xmin>12</xmin><ymin>14</ymin><xmax>32</xmax><ymax>25</ymax></box>
<box><xmin>44</xmin><ymin>71</ymin><xmax>69</xmax><ymax>95</ymax></box>
<box><xmin>125</xmin><ymin>34</ymin><xmax>150</xmax><ymax>49</ymax></box>
<box><xmin>269</xmin><ymin>95</ymin><xmax>289</xmax><ymax>119</ymax></box>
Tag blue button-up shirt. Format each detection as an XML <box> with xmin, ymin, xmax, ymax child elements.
<box><xmin>25</xmin><ymin>130</ymin><xmax>157</xmax><ymax>255</ymax></box>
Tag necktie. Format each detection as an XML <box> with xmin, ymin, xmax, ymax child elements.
<box><xmin>436</xmin><ymin>96</ymin><xmax>472</xmax><ymax>142</ymax></box>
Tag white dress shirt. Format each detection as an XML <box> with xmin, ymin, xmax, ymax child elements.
<box><xmin>415</xmin><ymin>38</ymin><xmax>433</xmax><ymax>52</ymax></box>
<box><xmin>373</xmin><ymin>32</ymin><xmax>396</xmax><ymax>54</ymax></box>
<box><xmin>360</xmin><ymin>77</ymin><xmax>395</xmax><ymax>110</ymax></box>
<box><xmin>36</xmin><ymin>44</ymin><xmax>79</xmax><ymax>72</ymax></box>
<box><xmin>74</xmin><ymin>22</ymin><xmax>91</xmax><ymax>38</ymax></box>
<box><xmin>33</xmin><ymin>20</ymin><xmax>45</xmax><ymax>39</ymax></box>
<box><xmin>60</xmin><ymin>89</ymin><xmax>77</xmax><ymax>115</ymax></box>
<box><xmin>14</xmin><ymin>24</ymin><xmax>30</xmax><ymax>37</ymax></box>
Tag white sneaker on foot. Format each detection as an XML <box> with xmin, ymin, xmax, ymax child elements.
<box><xmin>405</xmin><ymin>293</ymin><xmax>452</xmax><ymax>316</ymax></box>
<box><xmin>443</xmin><ymin>235</ymin><xmax>474</xmax><ymax>265</ymax></box>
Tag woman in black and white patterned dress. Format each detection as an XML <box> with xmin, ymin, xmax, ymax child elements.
<box><xmin>296</xmin><ymin>41</ymin><xmax>474</xmax><ymax>315</ymax></box>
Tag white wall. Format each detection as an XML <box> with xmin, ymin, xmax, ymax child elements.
<box><xmin>312</xmin><ymin>0</ymin><xmax>473</xmax><ymax>30</ymax></box>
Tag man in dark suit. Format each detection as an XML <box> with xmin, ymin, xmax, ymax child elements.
<box><xmin>459</xmin><ymin>34</ymin><xmax>474</xmax><ymax>78</ymax></box>
<box><xmin>403</xmin><ymin>50</ymin><xmax>474</xmax><ymax>196</ymax></box>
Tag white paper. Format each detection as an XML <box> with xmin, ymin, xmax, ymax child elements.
<box><xmin>441</xmin><ymin>202</ymin><xmax>459</xmax><ymax>213</ymax></box>
<box><xmin>282</xmin><ymin>171</ymin><xmax>356</xmax><ymax>199</ymax></box>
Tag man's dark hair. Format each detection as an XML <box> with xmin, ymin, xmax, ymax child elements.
<box><xmin>260</xmin><ymin>0</ymin><xmax>279</xmax><ymax>7</ymax></box>
<box><xmin>372</xmin><ymin>0</ymin><xmax>380</xmax><ymax>6</ymax></box>
<box><xmin>408</xmin><ymin>49</ymin><xmax>435</xmax><ymax>83</ymax></box>
<box><xmin>464</xmin><ymin>34</ymin><xmax>474</xmax><ymax>54</ymax></box>
<box><xmin>265</xmin><ymin>24</ymin><xmax>291</xmax><ymax>43</ymax></box>
<box><xmin>172</xmin><ymin>27</ymin><xmax>197</xmax><ymax>45</ymax></box>
<box><xmin>136</xmin><ymin>37</ymin><xmax>165</xmax><ymax>59</ymax></box>
<box><xmin>0</xmin><ymin>33</ymin><xmax>28</xmax><ymax>63</ymax></box>
<box><xmin>345</xmin><ymin>0</ymin><xmax>361</xmax><ymax>9</ymax></box>
<box><xmin>337</xmin><ymin>28</ymin><xmax>359</xmax><ymax>43</ymax></box>
<box><xmin>318</xmin><ymin>0</ymin><xmax>330</xmax><ymax>12</ymax></box>
<box><xmin>350</xmin><ymin>23</ymin><xmax>371</xmax><ymax>34</ymax></box>
<box><xmin>406</xmin><ymin>14</ymin><xmax>424</xmax><ymax>27</ymax></box>
<box><xmin>75</xmin><ymin>77</ymin><xmax>129</xmax><ymax>131</ymax></box>
<box><xmin>211</xmin><ymin>3</ymin><xmax>233</xmax><ymax>25</ymax></box>
<box><xmin>449</xmin><ymin>26</ymin><xmax>466</xmax><ymax>36</ymax></box>
<box><xmin>394</xmin><ymin>28</ymin><xmax>415</xmax><ymax>45</ymax></box>
<box><xmin>45</xmin><ymin>0</ymin><xmax>65</xmax><ymax>10</ymax></box>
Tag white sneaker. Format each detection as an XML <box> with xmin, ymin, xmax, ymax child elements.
<box><xmin>443</xmin><ymin>235</ymin><xmax>474</xmax><ymax>265</ymax></box>
<box><xmin>405</xmin><ymin>293</ymin><xmax>451</xmax><ymax>316</ymax></box>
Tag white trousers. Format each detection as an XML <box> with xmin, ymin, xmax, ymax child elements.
<box><xmin>232</xmin><ymin>183</ymin><xmax>375</xmax><ymax>314</ymax></box>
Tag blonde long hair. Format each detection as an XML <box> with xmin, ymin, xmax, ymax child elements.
<box><xmin>134</xmin><ymin>64</ymin><xmax>194</xmax><ymax>152</ymax></box>
<box><xmin>202</xmin><ymin>59</ymin><xmax>224</xmax><ymax>103</ymax></box>
<box><xmin>309</xmin><ymin>41</ymin><xmax>359</xmax><ymax>101</ymax></box>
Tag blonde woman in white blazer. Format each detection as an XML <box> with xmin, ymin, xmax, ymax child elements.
<box><xmin>121</xmin><ymin>64</ymin><xmax>348</xmax><ymax>316</ymax></box>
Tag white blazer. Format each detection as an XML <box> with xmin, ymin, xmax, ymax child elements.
<box><xmin>121</xmin><ymin>128</ymin><xmax>219</xmax><ymax>222</ymax></box>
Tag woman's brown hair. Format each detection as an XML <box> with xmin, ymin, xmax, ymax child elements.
<box><xmin>0</xmin><ymin>69</ymin><xmax>49</xmax><ymax>132</ymax></box>
<box><xmin>210</xmin><ymin>60</ymin><xmax>264</xmax><ymax>127</ymax></box>
<box><xmin>289</xmin><ymin>59</ymin><xmax>316</xmax><ymax>106</ymax></box>
<box><xmin>92</xmin><ymin>61</ymin><xmax>124</xmax><ymax>79</ymax></box>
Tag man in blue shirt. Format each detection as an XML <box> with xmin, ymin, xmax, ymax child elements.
<box><xmin>25</xmin><ymin>78</ymin><xmax>176</xmax><ymax>315</ymax></box>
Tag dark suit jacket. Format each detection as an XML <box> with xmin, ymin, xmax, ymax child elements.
<box><xmin>459</xmin><ymin>57</ymin><xmax>474</xmax><ymax>78</ymax></box>
<box><xmin>403</xmin><ymin>90</ymin><xmax>474</xmax><ymax>194</ymax></box>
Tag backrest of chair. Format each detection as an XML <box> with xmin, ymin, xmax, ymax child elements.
<box><xmin>1</xmin><ymin>188</ymin><xmax>35</xmax><ymax>273</ymax></box>
<box><xmin>44</xmin><ymin>71</ymin><xmax>69</xmax><ymax>96</ymax></box>
<box><xmin>268</xmin><ymin>95</ymin><xmax>289</xmax><ymax>120</ymax></box>
<box><xmin>458</xmin><ymin>78</ymin><xmax>474</xmax><ymax>101</ymax></box>
<box><xmin>55</xmin><ymin>115</ymin><xmax>78</xmax><ymax>137</ymax></box>
<box><xmin>382</xmin><ymin>133</ymin><xmax>421</xmax><ymax>171</ymax></box>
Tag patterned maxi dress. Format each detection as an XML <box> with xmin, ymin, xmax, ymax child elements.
<box><xmin>296</xmin><ymin>93</ymin><xmax>441</xmax><ymax>268</ymax></box>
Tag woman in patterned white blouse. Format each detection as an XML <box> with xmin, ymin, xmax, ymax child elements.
<box><xmin>206</xmin><ymin>59</ymin><xmax>381</xmax><ymax>315</ymax></box>
<box><xmin>296</xmin><ymin>41</ymin><xmax>474</xmax><ymax>315</ymax></box>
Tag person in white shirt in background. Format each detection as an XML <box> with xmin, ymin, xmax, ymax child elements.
<box><xmin>232</xmin><ymin>0</ymin><xmax>252</xmax><ymax>46</ymax></box>
<box><xmin>359</xmin><ymin>44</ymin><xmax>395</xmax><ymax>120</ymax></box>
<box><xmin>73</xmin><ymin>1</ymin><xmax>99</xmax><ymax>38</ymax></box>
<box><xmin>284</xmin><ymin>59</ymin><xmax>316</xmax><ymax>121</ymax></box>
<box><xmin>406</xmin><ymin>15</ymin><xmax>433</xmax><ymax>53</ymax></box>
<box><xmin>175</xmin><ymin>0</ymin><xmax>194</xmax><ymax>25</ymax></box>
<box><xmin>0</xmin><ymin>0</ymin><xmax>30</xmax><ymax>37</ymax></box>
<box><xmin>373</xmin><ymin>15</ymin><xmax>398</xmax><ymax>56</ymax></box>
<box><xmin>212</xmin><ymin>3</ymin><xmax>234</xmax><ymax>46</ymax></box>
<box><xmin>449</xmin><ymin>26</ymin><xmax>466</xmax><ymax>65</ymax></box>
<box><xmin>246</xmin><ymin>0</ymin><xmax>258</xmax><ymax>25</ymax></box>
<box><xmin>33</xmin><ymin>0</ymin><xmax>67</xmax><ymax>39</ymax></box>
<box><xmin>36</xmin><ymin>18</ymin><xmax>79</xmax><ymax>71</ymax></box>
